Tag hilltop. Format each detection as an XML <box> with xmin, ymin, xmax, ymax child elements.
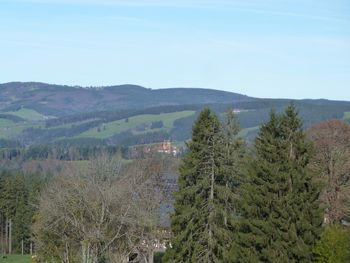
<box><xmin>0</xmin><ymin>82</ymin><xmax>251</xmax><ymax>116</ymax></box>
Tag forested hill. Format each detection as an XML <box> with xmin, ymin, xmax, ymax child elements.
<box><xmin>0</xmin><ymin>82</ymin><xmax>251</xmax><ymax>116</ymax></box>
<box><xmin>0</xmin><ymin>81</ymin><xmax>350</xmax><ymax>148</ymax></box>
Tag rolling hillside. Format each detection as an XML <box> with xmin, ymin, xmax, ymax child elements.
<box><xmin>0</xmin><ymin>82</ymin><xmax>350</xmax><ymax>148</ymax></box>
<box><xmin>0</xmin><ymin>82</ymin><xmax>251</xmax><ymax>116</ymax></box>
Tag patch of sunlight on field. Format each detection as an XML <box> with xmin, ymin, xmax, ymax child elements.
<box><xmin>78</xmin><ymin>111</ymin><xmax>195</xmax><ymax>139</ymax></box>
<box><xmin>7</xmin><ymin>108</ymin><xmax>46</xmax><ymax>121</ymax></box>
<box><xmin>0</xmin><ymin>118</ymin><xmax>15</xmax><ymax>127</ymax></box>
<box><xmin>343</xmin><ymin>112</ymin><xmax>350</xmax><ymax>120</ymax></box>
<box><xmin>0</xmin><ymin>118</ymin><xmax>40</xmax><ymax>139</ymax></box>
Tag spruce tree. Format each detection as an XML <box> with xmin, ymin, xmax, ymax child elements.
<box><xmin>231</xmin><ymin>105</ymin><xmax>322</xmax><ymax>262</ymax></box>
<box><xmin>221</xmin><ymin>111</ymin><xmax>245</xmax><ymax>224</ymax></box>
<box><xmin>164</xmin><ymin>108</ymin><xmax>243</xmax><ymax>263</ymax></box>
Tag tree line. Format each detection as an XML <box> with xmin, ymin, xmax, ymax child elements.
<box><xmin>164</xmin><ymin>105</ymin><xmax>350</xmax><ymax>263</ymax></box>
<box><xmin>0</xmin><ymin>171</ymin><xmax>44</xmax><ymax>255</ymax></box>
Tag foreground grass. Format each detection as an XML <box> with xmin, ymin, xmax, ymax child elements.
<box><xmin>0</xmin><ymin>254</ymin><xmax>30</xmax><ymax>263</ymax></box>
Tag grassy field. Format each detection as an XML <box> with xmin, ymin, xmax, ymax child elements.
<box><xmin>6</xmin><ymin>108</ymin><xmax>47</xmax><ymax>121</ymax></box>
<box><xmin>78</xmin><ymin>111</ymin><xmax>195</xmax><ymax>139</ymax></box>
<box><xmin>0</xmin><ymin>254</ymin><xmax>30</xmax><ymax>263</ymax></box>
<box><xmin>343</xmin><ymin>111</ymin><xmax>350</xmax><ymax>120</ymax></box>
<box><xmin>0</xmin><ymin>118</ymin><xmax>40</xmax><ymax>139</ymax></box>
<box><xmin>0</xmin><ymin>118</ymin><xmax>14</xmax><ymax>127</ymax></box>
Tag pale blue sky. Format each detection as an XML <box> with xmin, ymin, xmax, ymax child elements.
<box><xmin>0</xmin><ymin>0</ymin><xmax>349</xmax><ymax>100</ymax></box>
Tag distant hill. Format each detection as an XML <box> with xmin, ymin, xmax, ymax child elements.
<box><xmin>0</xmin><ymin>82</ymin><xmax>349</xmax><ymax>148</ymax></box>
<box><xmin>0</xmin><ymin>82</ymin><xmax>251</xmax><ymax>116</ymax></box>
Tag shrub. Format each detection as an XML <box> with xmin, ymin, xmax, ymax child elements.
<box><xmin>313</xmin><ymin>224</ymin><xmax>350</xmax><ymax>263</ymax></box>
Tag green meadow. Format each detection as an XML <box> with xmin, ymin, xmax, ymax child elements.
<box><xmin>0</xmin><ymin>254</ymin><xmax>30</xmax><ymax>263</ymax></box>
<box><xmin>7</xmin><ymin>108</ymin><xmax>46</xmax><ymax>121</ymax></box>
<box><xmin>78</xmin><ymin>111</ymin><xmax>195</xmax><ymax>139</ymax></box>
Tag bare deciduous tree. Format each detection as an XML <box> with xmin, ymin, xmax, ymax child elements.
<box><xmin>33</xmin><ymin>153</ymin><xmax>177</xmax><ymax>263</ymax></box>
<box><xmin>307</xmin><ymin>119</ymin><xmax>350</xmax><ymax>224</ymax></box>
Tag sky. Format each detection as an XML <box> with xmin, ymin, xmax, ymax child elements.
<box><xmin>0</xmin><ymin>0</ymin><xmax>349</xmax><ymax>100</ymax></box>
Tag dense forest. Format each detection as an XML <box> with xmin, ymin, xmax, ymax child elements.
<box><xmin>0</xmin><ymin>104</ymin><xmax>349</xmax><ymax>262</ymax></box>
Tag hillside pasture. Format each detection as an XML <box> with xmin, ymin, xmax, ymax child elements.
<box><xmin>6</xmin><ymin>108</ymin><xmax>47</xmax><ymax>121</ymax></box>
<box><xmin>0</xmin><ymin>118</ymin><xmax>14</xmax><ymax>127</ymax></box>
<box><xmin>77</xmin><ymin>111</ymin><xmax>195</xmax><ymax>139</ymax></box>
<box><xmin>0</xmin><ymin>118</ymin><xmax>39</xmax><ymax>139</ymax></box>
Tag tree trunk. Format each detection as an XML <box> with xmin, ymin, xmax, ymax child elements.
<box><xmin>5</xmin><ymin>218</ymin><xmax>8</xmax><ymax>254</ymax></box>
<box><xmin>208</xmin><ymin>138</ymin><xmax>215</xmax><ymax>262</ymax></box>
<box><xmin>148</xmin><ymin>249</ymin><xmax>154</xmax><ymax>263</ymax></box>
<box><xmin>8</xmin><ymin>218</ymin><xmax>11</xmax><ymax>254</ymax></box>
<box><xmin>82</xmin><ymin>241</ymin><xmax>90</xmax><ymax>263</ymax></box>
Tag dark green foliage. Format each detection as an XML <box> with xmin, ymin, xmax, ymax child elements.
<box><xmin>0</xmin><ymin>139</ymin><xmax>21</xmax><ymax>148</ymax></box>
<box><xmin>0</xmin><ymin>171</ymin><xmax>43</xmax><ymax>254</ymax></box>
<box><xmin>164</xmin><ymin>108</ymin><xmax>244</xmax><ymax>263</ymax></box>
<box><xmin>108</xmin><ymin>130</ymin><xmax>170</xmax><ymax>146</ymax></box>
<box><xmin>231</xmin><ymin>105</ymin><xmax>323</xmax><ymax>262</ymax></box>
<box><xmin>0</xmin><ymin>145</ymin><xmax>124</xmax><ymax>162</ymax></box>
<box><xmin>0</xmin><ymin>114</ymin><xmax>25</xmax><ymax>123</ymax></box>
<box><xmin>313</xmin><ymin>224</ymin><xmax>350</xmax><ymax>263</ymax></box>
<box><xmin>0</xmin><ymin>82</ymin><xmax>249</xmax><ymax>117</ymax></box>
<box><xmin>154</xmin><ymin>252</ymin><xmax>165</xmax><ymax>263</ymax></box>
<box><xmin>171</xmin><ymin>113</ymin><xmax>199</xmax><ymax>142</ymax></box>
<box><xmin>151</xmin><ymin>121</ymin><xmax>164</xmax><ymax>129</ymax></box>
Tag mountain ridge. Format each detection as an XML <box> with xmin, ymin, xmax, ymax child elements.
<box><xmin>1</xmin><ymin>82</ymin><xmax>349</xmax><ymax>147</ymax></box>
<box><xmin>0</xmin><ymin>82</ymin><xmax>252</xmax><ymax>116</ymax></box>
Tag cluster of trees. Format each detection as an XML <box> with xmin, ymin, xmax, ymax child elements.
<box><xmin>1</xmin><ymin>104</ymin><xmax>349</xmax><ymax>262</ymax></box>
<box><xmin>0</xmin><ymin>114</ymin><xmax>25</xmax><ymax>123</ymax></box>
<box><xmin>151</xmin><ymin>121</ymin><xmax>164</xmax><ymax>129</ymax></box>
<box><xmin>3</xmin><ymin>97</ymin><xmax>349</xmax><ymax>149</ymax></box>
<box><xmin>21</xmin><ymin>120</ymin><xmax>104</xmax><ymax>145</ymax></box>
<box><xmin>0</xmin><ymin>171</ymin><xmax>43</xmax><ymax>254</ymax></box>
<box><xmin>164</xmin><ymin>105</ymin><xmax>350</xmax><ymax>262</ymax></box>
<box><xmin>0</xmin><ymin>145</ymin><xmax>126</xmax><ymax>162</ymax></box>
<box><xmin>44</xmin><ymin>105</ymin><xmax>201</xmax><ymax>129</ymax></box>
<box><xmin>0</xmin><ymin>139</ymin><xmax>21</xmax><ymax>149</ymax></box>
<box><xmin>307</xmin><ymin>120</ymin><xmax>350</xmax><ymax>224</ymax></box>
<box><xmin>32</xmin><ymin>154</ymin><xmax>178</xmax><ymax>263</ymax></box>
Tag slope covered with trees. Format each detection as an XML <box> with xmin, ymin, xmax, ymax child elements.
<box><xmin>1</xmin><ymin>82</ymin><xmax>350</xmax><ymax>148</ymax></box>
<box><xmin>1</xmin><ymin>105</ymin><xmax>350</xmax><ymax>262</ymax></box>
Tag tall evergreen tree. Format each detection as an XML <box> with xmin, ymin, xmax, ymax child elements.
<box><xmin>164</xmin><ymin>108</ymin><xmax>243</xmax><ymax>263</ymax></box>
<box><xmin>221</xmin><ymin>109</ymin><xmax>246</xmax><ymax>228</ymax></box>
<box><xmin>0</xmin><ymin>171</ymin><xmax>42</xmax><ymax>254</ymax></box>
<box><xmin>231</xmin><ymin>105</ymin><xmax>323</xmax><ymax>262</ymax></box>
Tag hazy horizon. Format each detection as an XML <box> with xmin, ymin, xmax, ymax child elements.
<box><xmin>2</xmin><ymin>80</ymin><xmax>350</xmax><ymax>102</ymax></box>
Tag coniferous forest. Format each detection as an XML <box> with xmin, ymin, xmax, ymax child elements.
<box><xmin>0</xmin><ymin>105</ymin><xmax>349</xmax><ymax>263</ymax></box>
<box><xmin>163</xmin><ymin>105</ymin><xmax>350</xmax><ymax>263</ymax></box>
